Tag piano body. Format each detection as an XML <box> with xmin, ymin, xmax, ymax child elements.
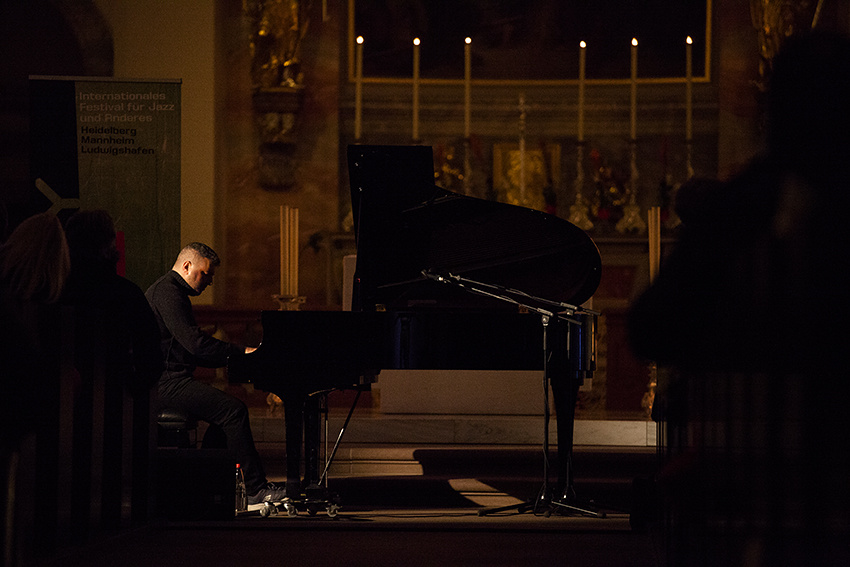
<box><xmin>228</xmin><ymin>145</ymin><xmax>602</xmax><ymax>507</ymax></box>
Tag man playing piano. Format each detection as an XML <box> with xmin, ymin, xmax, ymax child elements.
<box><xmin>145</xmin><ymin>242</ymin><xmax>285</xmax><ymax>505</ymax></box>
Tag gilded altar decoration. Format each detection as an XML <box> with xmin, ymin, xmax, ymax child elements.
<box><xmin>245</xmin><ymin>0</ymin><xmax>311</xmax><ymax>89</ymax></box>
<box><xmin>493</xmin><ymin>143</ymin><xmax>560</xmax><ymax>213</ymax></box>
<box><xmin>750</xmin><ymin>0</ymin><xmax>819</xmax><ymax>90</ymax></box>
<box><xmin>246</xmin><ymin>1</ymin><xmax>310</xmax><ymax>189</ymax></box>
<box><xmin>589</xmin><ymin>149</ymin><xmax>627</xmax><ymax>229</ymax></box>
<box><xmin>258</xmin><ymin>110</ymin><xmax>296</xmax><ymax>144</ymax></box>
<box><xmin>434</xmin><ymin>144</ymin><xmax>464</xmax><ymax>193</ymax></box>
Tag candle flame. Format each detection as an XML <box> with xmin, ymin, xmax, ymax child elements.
<box><xmin>413</xmin><ymin>37</ymin><xmax>420</xmax><ymax>46</ymax></box>
<box><xmin>465</xmin><ymin>37</ymin><xmax>471</xmax><ymax>45</ymax></box>
<box><xmin>356</xmin><ymin>35</ymin><xmax>363</xmax><ymax>45</ymax></box>
<box><xmin>580</xmin><ymin>40</ymin><xmax>586</xmax><ymax>49</ymax></box>
<box><xmin>632</xmin><ymin>38</ymin><xmax>638</xmax><ymax>47</ymax></box>
<box><xmin>686</xmin><ymin>36</ymin><xmax>693</xmax><ymax>45</ymax></box>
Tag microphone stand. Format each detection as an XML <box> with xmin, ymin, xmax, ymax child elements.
<box><xmin>421</xmin><ymin>271</ymin><xmax>602</xmax><ymax>518</ymax></box>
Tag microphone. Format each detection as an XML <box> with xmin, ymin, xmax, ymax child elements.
<box><xmin>420</xmin><ymin>269</ymin><xmax>447</xmax><ymax>283</ymax></box>
<box><xmin>421</xmin><ymin>270</ymin><xmax>462</xmax><ymax>285</ymax></box>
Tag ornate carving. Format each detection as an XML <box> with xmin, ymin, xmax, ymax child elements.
<box><xmin>251</xmin><ymin>87</ymin><xmax>304</xmax><ymax>190</ymax></box>
<box><xmin>244</xmin><ymin>0</ymin><xmax>311</xmax><ymax>89</ymax></box>
<box><xmin>244</xmin><ymin>2</ymin><xmax>309</xmax><ymax>190</ymax></box>
<box><xmin>750</xmin><ymin>0</ymin><xmax>819</xmax><ymax>89</ymax></box>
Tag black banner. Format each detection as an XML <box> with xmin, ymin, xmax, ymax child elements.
<box><xmin>29</xmin><ymin>76</ymin><xmax>181</xmax><ymax>290</ymax></box>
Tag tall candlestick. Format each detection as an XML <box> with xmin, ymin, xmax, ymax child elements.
<box><xmin>685</xmin><ymin>36</ymin><xmax>693</xmax><ymax>141</ymax></box>
<box><xmin>519</xmin><ymin>93</ymin><xmax>526</xmax><ymax>205</ymax></box>
<box><xmin>578</xmin><ymin>40</ymin><xmax>586</xmax><ymax>142</ymax></box>
<box><xmin>630</xmin><ymin>38</ymin><xmax>638</xmax><ymax>141</ymax></box>
<box><xmin>279</xmin><ymin>205</ymin><xmax>300</xmax><ymax>297</ymax></box>
<box><xmin>464</xmin><ymin>37</ymin><xmax>471</xmax><ymax>138</ymax></box>
<box><xmin>355</xmin><ymin>35</ymin><xmax>364</xmax><ymax>141</ymax></box>
<box><xmin>289</xmin><ymin>207</ymin><xmax>298</xmax><ymax>296</ymax></box>
<box><xmin>412</xmin><ymin>37</ymin><xmax>420</xmax><ymax>141</ymax></box>
<box><xmin>278</xmin><ymin>205</ymin><xmax>289</xmax><ymax>295</ymax></box>
<box><xmin>648</xmin><ymin>206</ymin><xmax>661</xmax><ymax>283</ymax></box>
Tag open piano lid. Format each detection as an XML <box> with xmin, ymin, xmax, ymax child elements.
<box><xmin>348</xmin><ymin>145</ymin><xmax>601</xmax><ymax>312</ymax></box>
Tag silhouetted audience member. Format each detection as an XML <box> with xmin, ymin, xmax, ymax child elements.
<box><xmin>632</xmin><ymin>31</ymin><xmax>850</xmax><ymax>372</ymax></box>
<box><xmin>63</xmin><ymin>209</ymin><xmax>162</xmax><ymax>393</ymax></box>
<box><xmin>0</xmin><ymin>211</ymin><xmax>70</xmax><ymax>446</ymax></box>
<box><xmin>62</xmin><ymin>209</ymin><xmax>163</xmax><ymax>533</ymax></box>
<box><xmin>0</xmin><ymin>200</ymin><xmax>8</xmax><ymax>243</ymax></box>
<box><xmin>0</xmin><ymin>211</ymin><xmax>70</xmax><ymax>566</ymax></box>
<box><xmin>628</xmin><ymin>31</ymin><xmax>850</xmax><ymax>567</ymax></box>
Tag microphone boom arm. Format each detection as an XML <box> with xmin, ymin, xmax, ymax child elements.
<box><xmin>421</xmin><ymin>270</ymin><xmax>587</xmax><ymax>324</ymax></box>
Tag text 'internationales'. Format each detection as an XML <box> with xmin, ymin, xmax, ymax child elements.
<box><xmin>78</xmin><ymin>91</ymin><xmax>175</xmax><ymax>124</ymax></box>
<box><xmin>77</xmin><ymin>91</ymin><xmax>166</xmax><ymax>101</ymax></box>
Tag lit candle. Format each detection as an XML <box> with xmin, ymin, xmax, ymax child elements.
<box><xmin>412</xmin><ymin>37</ymin><xmax>420</xmax><ymax>141</ymax></box>
<box><xmin>464</xmin><ymin>37</ymin><xmax>471</xmax><ymax>138</ymax></box>
<box><xmin>630</xmin><ymin>38</ymin><xmax>638</xmax><ymax>141</ymax></box>
<box><xmin>578</xmin><ymin>40</ymin><xmax>586</xmax><ymax>142</ymax></box>
<box><xmin>685</xmin><ymin>36</ymin><xmax>693</xmax><ymax>141</ymax></box>
<box><xmin>355</xmin><ymin>36</ymin><xmax>364</xmax><ymax>141</ymax></box>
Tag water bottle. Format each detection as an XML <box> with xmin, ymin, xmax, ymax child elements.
<box><xmin>235</xmin><ymin>463</ymin><xmax>247</xmax><ymax>512</ymax></box>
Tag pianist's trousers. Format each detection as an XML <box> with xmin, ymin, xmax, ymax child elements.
<box><xmin>158</xmin><ymin>377</ymin><xmax>267</xmax><ymax>493</ymax></box>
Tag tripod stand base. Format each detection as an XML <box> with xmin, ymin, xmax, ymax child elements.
<box><xmin>550</xmin><ymin>494</ymin><xmax>606</xmax><ymax>518</ymax></box>
<box><xmin>476</xmin><ymin>499</ymin><xmax>536</xmax><ymax>517</ymax></box>
<box><xmin>477</xmin><ymin>490</ymin><xmax>605</xmax><ymax>518</ymax></box>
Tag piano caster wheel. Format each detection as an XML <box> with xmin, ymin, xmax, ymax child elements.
<box><xmin>283</xmin><ymin>501</ymin><xmax>298</xmax><ymax>517</ymax></box>
<box><xmin>259</xmin><ymin>502</ymin><xmax>278</xmax><ymax>518</ymax></box>
<box><xmin>326</xmin><ymin>503</ymin><xmax>340</xmax><ymax>518</ymax></box>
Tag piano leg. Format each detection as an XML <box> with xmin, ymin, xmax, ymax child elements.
<box><xmin>282</xmin><ymin>394</ymin><xmax>304</xmax><ymax>499</ymax></box>
<box><xmin>479</xmin><ymin>319</ymin><xmax>603</xmax><ymax>518</ymax></box>
<box><xmin>281</xmin><ymin>392</ymin><xmax>330</xmax><ymax>503</ymax></box>
<box><xmin>551</xmin><ymin>374</ymin><xmax>578</xmax><ymax>499</ymax></box>
<box><xmin>550</xmin><ymin>373</ymin><xmax>604</xmax><ymax>518</ymax></box>
<box><xmin>303</xmin><ymin>395</ymin><xmax>323</xmax><ymax>498</ymax></box>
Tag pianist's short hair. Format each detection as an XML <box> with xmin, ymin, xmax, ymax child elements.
<box><xmin>182</xmin><ymin>242</ymin><xmax>221</xmax><ymax>267</ymax></box>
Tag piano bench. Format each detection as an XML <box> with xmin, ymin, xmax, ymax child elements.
<box><xmin>157</xmin><ymin>408</ymin><xmax>199</xmax><ymax>449</ymax></box>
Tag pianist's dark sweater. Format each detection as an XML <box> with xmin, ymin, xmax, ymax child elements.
<box><xmin>145</xmin><ymin>270</ymin><xmax>242</xmax><ymax>394</ymax></box>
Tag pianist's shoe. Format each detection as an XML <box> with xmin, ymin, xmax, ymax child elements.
<box><xmin>248</xmin><ymin>481</ymin><xmax>287</xmax><ymax>505</ymax></box>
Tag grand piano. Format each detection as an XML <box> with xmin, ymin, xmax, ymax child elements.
<box><xmin>229</xmin><ymin>145</ymin><xmax>602</xmax><ymax>511</ymax></box>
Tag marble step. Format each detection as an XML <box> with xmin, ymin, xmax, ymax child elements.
<box><xmin>245</xmin><ymin>412</ymin><xmax>657</xmax><ymax>478</ymax></box>
<box><xmin>257</xmin><ymin>442</ymin><xmax>658</xmax><ymax>482</ymax></box>
<box><xmin>249</xmin><ymin>412</ymin><xmax>658</xmax><ymax>448</ymax></box>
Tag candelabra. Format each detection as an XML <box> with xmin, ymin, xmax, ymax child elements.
<box><xmin>568</xmin><ymin>142</ymin><xmax>593</xmax><ymax>231</ymax></box>
<box><xmin>615</xmin><ymin>140</ymin><xmax>646</xmax><ymax>234</ymax></box>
